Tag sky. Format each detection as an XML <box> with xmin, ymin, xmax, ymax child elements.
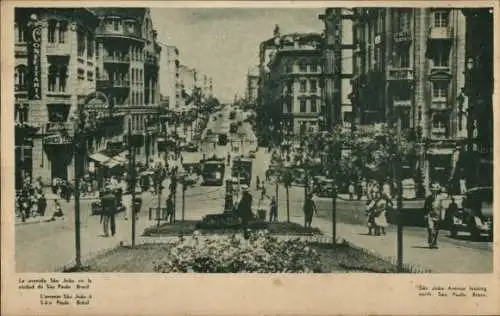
<box><xmin>150</xmin><ymin>8</ymin><xmax>324</xmax><ymax>102</ymax></box>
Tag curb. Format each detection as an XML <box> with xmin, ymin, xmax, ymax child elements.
<box><xmin>55</xmin><ymin>240</ymin><xmax>126</xmax><ymax>272</ymax></box>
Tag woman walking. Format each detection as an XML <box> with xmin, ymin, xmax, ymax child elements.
<box><xmin>303</xmin><ymin>193</ymin><xmax>318</xmax><ymax>228</ymax></box>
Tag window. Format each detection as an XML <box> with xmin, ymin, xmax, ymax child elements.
<box><xmin>399</xmin><ymin>9</ymin><xmax>411</xmax><ymax>31</ymax></box>
<box><xmin>433</xmin><ymin>47</ymin><xmax>449</xmax><ymax>67</ymax></box>
<box><xmin>58</xmin><ymin>66</ymin><xmax>67</xmax><ymax>92</ymax></box>
<box><xmin>59</xmin><ymin>21</ymin><xmax>68</xmax><ymax>43</ymax></box>
<box><xmin>310</xmin><ymin>80</ymin><xmax>317</xmax><ymax>93</ymax></box>
<box><xmin>48</xmin><ymin>20</ymin><xmax>56</xmax><ymax>43</ymax></box>
<box><xmin>300</xmin><ymin>80</ymin><xmax>307</xmax><ymax>93</ymax></box>
<box><xmin>15</xmin><ymin>65</ymin><xmax>27</xmax><ymax>89</ymax></box>
<box><xmin>96</xmin><ymin>67</ymin><xmax>100</xmax><ymax>79</ymax></box>
<box><xmin>127</xmin><ymin>22</ymin><xmax>135</xmax><ymax>33</ymax></box>
<box><xmin>87</xmin><ymin>36</ymin><xmax>94</xmax><ymax>58</ymax></box>
<box><xmin>48</xmin><ymin>65</ymin><xmax>57</xmax><ymax>92</ymax></box>
<box><xmin>285</xmin><ymin>63</ymin><xmax>293</xmax><ymax>73</ymax></box>
<box><xmin>432</xmin><ymin>81</ymin><xmax>448</xmax><ymax>99</ymax></box>
<box><xmin>96</xmin><ymin>43</ymin><xmax>100</xmax><ymax>58</ymax></box>
<box><xmin>434</xmin><ymin>11</ymin><xmax>449</xmax><ymax>27</ymax></box>
<box><xmin>299</xmin><ymin>60</ymin><xmax>308</xmax><ymax>72</ymax></box>
<box><xmin>15</xmin><ymin>23</ymin><xmax>27</xmax><ymax>43</ymax></box>
<box><xmin>398</xmin><ymin>47</ymin><xmax>410</xmax><ymax>67</ymax></box>
<box><xmin>114</xmin><ymin>19</ymin><xmax>120</xmax><ymax>31</ymax></box>
<box><xmin>77</xmin><ymin>31</ymin><xmax>85</xmax><ymax>57</ymax></box>
<box><xmin>131</xmin><ymin>68</ymin><xmax>135</xmax><ymax>83</ymax></box>
<box><xmin>286</xmin><ymin>80</ymin><xmax>293</xmax><ymax>94</ymax></box>
<box><xmin>300</xmin><ymin>99</ymin><xmax>306</xmax><ymax>112</ymax></box>
<box><xmin>310</xmin><ymin>98</ymin><xmax>317</xmax><ymax>112</ymax></box>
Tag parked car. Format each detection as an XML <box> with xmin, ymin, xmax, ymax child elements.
<box><xmin>446</xmin><ymin>187</ymin><xmax>493</xmax><ymax>240</ymax></box>
<box><xmin>185</xmin><ymin>142</ymin><xmax>198</xmax><ymax>152</ymax></box>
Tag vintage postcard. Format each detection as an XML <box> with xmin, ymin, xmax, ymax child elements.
<box><xmin>1</xmin><ymin>0</ymin><xmax>498</xmax><ymax>315</ymax></box>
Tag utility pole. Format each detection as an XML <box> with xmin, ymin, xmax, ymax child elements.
<box><xmin>73</xmin><ymin>119</ymin><xmax>83</xmax><ymax>268</ymax></box>
<box><xmin>181</xmin><ymin>180</ymin><xmax>186</xmax><ymax>221</ymax></box>
<box><xmin>128</xmin><ymin>118</ymin><xmax>137</xmax><ymax>247</ymax></box>
<box><xmin>396</xmin><ymin>119</ymin><xmax>404</xmax><ymax>272</ymax></box>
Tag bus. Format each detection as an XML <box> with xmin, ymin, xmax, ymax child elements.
<box><xmin>201</xmin><ymin>160</ymin><xmax>225</xmax><ymax>186</ymax></box>
<box><xmin>232</xmin><ymin>157</ymin><xmax>252</xmax><ymax>186</ymax></box>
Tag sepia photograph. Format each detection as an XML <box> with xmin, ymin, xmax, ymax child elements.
<box><xmin>11</xmin><ymin>5</ymin><xmax>494</xmax><ymax>275</ymax></box>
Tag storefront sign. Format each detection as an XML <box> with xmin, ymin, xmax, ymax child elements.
<box><xmin>28</xmin><ymin>24</ymin><xmax>42</xmax><ymax>100</ymax></box>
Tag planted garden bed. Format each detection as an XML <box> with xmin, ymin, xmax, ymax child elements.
<box><xmin>65</xmin><ymin>232</ymin><xmax>419</xmax><ymax>273</ymax></box>
<box><xmin>143</xmin><ymin>220</ymin><xmax>322</xmax><ymax>237</ymax></box>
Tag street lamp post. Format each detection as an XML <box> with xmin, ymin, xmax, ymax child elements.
<box><xmin>73</xmin><ymin>117</ymin><xmax>84</xmax><ymax>268</ymax></box>
<box><xmin>395</xmin><ymin>121</ymin><xmax>404</xmax><ymax>272</ymax></box>
<box><xmin>128</xmin><ymin>118</ymin><xmax>137</xmax><ymax>247</ymax></box>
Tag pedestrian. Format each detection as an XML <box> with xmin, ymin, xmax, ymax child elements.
<box><xmin>37</xmin><ymin>193</ymin><xmax>47</xmax><ymax>217</ymax></box>
<box><xmin>237</xmin><ymin>185</ymin><xmax>253</xmax><ymax>238</ymax></box>
<box><xmin>52</xmin><ymin>177</ymin><xmax>58</xmax><ymax>194</ymax></box>
<box><xmin>348</xmin><ymin>182</ymin><xmax>355</xmax><ymax>200</ymax></box>
<box><xmin>382</xmin><ymin>178</ymin><xmax>392</xmax><ymax>200</ymax></box>
<box><xmin>256</xmin><ymin>176</ymin><xmax>260</xmax><ymax>190</ymax></box>
<box><xmin>269</xmin><ymin>196</ymin><xmax>277</xmax><ymax>222</ymax></box>
<box><xmin>261</xmin><ymin>184</ymin><xmax>267</xmax><ymax>200</ymax></box>
<box><xmin>303</xmin><ymin>193</ymin><xmax>318</xmax><ymax>228</ymax></box>
<box><xmin>122</xmin><ymin>186</ymin><xmax>132</xmax><ymax>221</ymax></box>
<box><xmin>424</xmin><ymin>183</ymin><xmax>444</xmax><ymax>249</ymax></box>
<box><xmin>51</xmin><ymin>199</ymin><xmax>64</xmax><ymax>220</ymax></box>
<box><xmin>101</xmin><ymin>187</ymin><xmax>117</xmax><ymax>237</ymax></box>
<box><xmin>373</xmin><ymin>193</ymin><xmax>391</xmax><ymax>235</ymax></box>
<box><xmin>165</xmin><ymin>194</ymin><xmax>174</xmax><ymax>223</ymax></box>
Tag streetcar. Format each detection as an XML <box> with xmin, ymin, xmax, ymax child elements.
<box><xmin>201</xmin><ymin>159</ymin><xmax>225</xmax><ymax>186</ymax></box>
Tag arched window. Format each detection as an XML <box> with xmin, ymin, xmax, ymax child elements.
<box><xmin>15</xmin><ymin>22</ymin><xmax>28</xmax><ymax>43</ymax></box>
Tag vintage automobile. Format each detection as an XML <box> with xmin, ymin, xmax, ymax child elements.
<box><xmin>182</xmin><ymin>173</ymin><xmax>199</xmax><ymax>186</ymax></box>
<box><xmin>184</xmin><ymin>141</ymin><xmax>198</xmax><ymax>152</ymax></box>
<box><xmin>446</xmin><ymin>187</ymin><xmax>493</xmax><ymax>240</ymax></box>
<box><xmin>292</xmin><ymin>168</ymin><xmax>306</xmax><ymax>187</ymax></box>
<box><xmin>312</xmin><ymin>176</ymin><xmax>327</xmax><ymax>193</ymax></box>
<box><xmin>316</xmin><ymin>178</ymin><xmax>335</xmax><ymax>197</ymax></box>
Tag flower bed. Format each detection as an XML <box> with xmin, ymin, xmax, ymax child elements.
<box><xmin>143</xmin><ymin>220</ymin><xmax>322</xmax><ymax>237</ymax></box>
<box><xmin>71</xmin><ymin>231</ymin><xmax>421</xmax><ymax>273</ymax></box>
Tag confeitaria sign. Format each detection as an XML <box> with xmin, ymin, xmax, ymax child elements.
<box><xmin>28</xmin><ymin>22</ymin><xmax>42</xmax><ymax>100</ymax></box>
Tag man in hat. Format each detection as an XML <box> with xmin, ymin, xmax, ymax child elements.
<box><xmin>101</xmin><ymin>186</ymin><xmax>117</xmax><ymax>237</ymax></box>
<box><xmin>237</xmin><ymin>185</ymin><xmax>253</xmax><ymax>236</ymax></box>
<box><xmin>423</xmin><ymin>183</ymin><xmax>443</xmax><ymax>248</ymax></box>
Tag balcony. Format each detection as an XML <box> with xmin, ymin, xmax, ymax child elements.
<box><xmin>431</xmin><ymin>127</ymin><xmax>447</xmax><ymax>139</ymax></box>
<box><xmin>111</xmin><ymin>80</ymin><xmax>130</xmax><ymax>88</ymax></box>
<box><xmin>15</xmin><ymin>42</ymin><xmax>28</xmax><ymax>56</ymax></box>
<box><xmin>393</xmin><ymin>30</ymin><xmax>412</xmax><ymax>44</ymax></box>
<box><xmin>387</xmin><ymin>67</ymin><xmax>414</xmax><ymax>81</ymax></box>
<box><xmin>15</xmin><ymin>84</ymin><xmax>27</xmax><ymax>93</ymax></box>
<box><xmin>103</xmin><ymin>56</ymin><xmax>130</xmax><ymax>64</ymax></box>
<box><xmin>428</xmin><ymin>26</ymin><xmax>454</xmax><ymax>40</ymax></box>
<box><xmin>430</xmin><ymin>99</ymin><xmax>450</xmax><ymax>111</ymax></box>
<box><xmin>46</xmin><ymin>42</ymin><xmax>71</xmax><ymax>56</ymax></box>
<box><xmin>393</xmin><ymin>99</ymin><xmax>412</xmax><ymax>107</ymax></box>
<box><xmin>45</xmin><ymin>122</ymin><xmax>74</xmax><ymax>134</ymax></box>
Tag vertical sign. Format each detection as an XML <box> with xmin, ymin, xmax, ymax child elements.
<box><xmin>28</xmin><ymin>23</ymin><xmax>42</xmax><ymax>100</ymax></box>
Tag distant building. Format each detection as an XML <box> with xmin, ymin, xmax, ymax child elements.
<box><xmin>246</xmin><ymin>66</ymin><xmax>259</xmax><ymax>104</ymax></box>
<box><xmin>158</xmin><ymin>44</ymin><xmax>180</xmax><ymax>108</ymax></box>
<box><xmin>179</xmin><ymin>65</ymin><xmax>196</xmax><ymax>106</ymax></box>
<box><xmin>267</xmin><ymin>32</ymin><xmax>324</xmax><ymax>137</ymax></box>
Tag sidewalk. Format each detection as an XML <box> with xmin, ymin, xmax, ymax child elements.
<box><xmin>288</xmin><ymin>214</ymin><xmax>492</xmax><ymax>273</ymax></box>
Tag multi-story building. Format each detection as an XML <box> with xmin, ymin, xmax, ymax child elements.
<box><xmin>461</xmin><ymin>8</ymin><xmax>493</xmax><ymax>187</ymax></box>
<box><xmin>14</xmin><ymin>8</ymin><xmax>126</xmax><ymax>187</ymax></box>
<box><xmin>91</xmin><ymin>7</ymin><xmax>161</xmax><ymax>165</ymax></box>
<box><xmin>246</xmin><ymin>66</ymin><xmax>259</xmax><ymax>104</ymax></box>
<box><xmin>349</xmin><ymin>8</ymin><xmax>469</xmax><ymax>191</ymax></box>
<box><xmin>267</xmin><ymin>32</ymin><xmax>324</xmax><ymax>138</ymax></box>
<box><xmin>179</xmin><ymin>64</ymin><xmax>196</xmax><ymax>106</ymax></box>
<box><xmin>158</xmin><ymin>44</ymin><xmax>180</xmax><ymax>108</ymax></box>
<box><xmin>319</xmin><ymin>8</ymin><xmax>356</xmax><ymax>132</ymax></box>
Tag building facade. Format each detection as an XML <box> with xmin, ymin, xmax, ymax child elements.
<box><xmin>14</xmin><ymin>8</ymin><xmax>126</xmax><ymax>187</ymax></box>
<box><xmin>246</xmin><ymin>66</ymin><xmax>259</xmax><ymax>104</ymax></box>
<box><xmin>179</xmin><ymin>64</ymin><xmax>196</xmax><ymax>106</ymax></box>
<box><xmin>267</xmin><ymin>32</ymin><xmax>324</xmax><ymax>137</ymax></box>
<box><xmin>319</xmin><ymin>8</ymin><xmax>356</xmax><ymax>132</ymax></box>
<box><xmin>348</xmin><ymin>8</ymin><xmax>471</xmax><ymax>190</ymax></box>
<box><xmin>158</xmin><ymin>44</ymin><xmax>180</xmax><ymax>108</ymax></box>
<box><xmin>91</xmin><ymin>7</ymin><xmax>161</xmax><ymax>165</ymax></box>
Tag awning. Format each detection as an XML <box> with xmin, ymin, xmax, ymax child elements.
<box><xmin>112</xmin><ymin>151</ymin><xmax>128</xmax><ymax>164</ymax></box>
<box><xmin>103</xmin><ymin>159</ymin><xmax>121</xmax><ymax>169</ymax></box>
<box><xmin>89</xmin><ymin>152</ymin><xmax>111</xmax><ymax>163</ymax></box>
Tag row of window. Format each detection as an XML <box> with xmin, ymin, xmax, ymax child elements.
<box><xmin>105</xmin><ymin>18</ymin><xmax>136</xmax><ymax>34</ymax></box>
<box><xmin>283</xmin><ymin>98</ymin><xmax>320</xmax><ymax>114</ymax></box>
<box><xmin>285</xmin><ymin>61</ymin><xmax>322</xmax><ymax>73</ymax></box>
<box><xmin>284</xmin><ymin>79</ymin><xmax>319</xmax><ymax>94</ymax></box>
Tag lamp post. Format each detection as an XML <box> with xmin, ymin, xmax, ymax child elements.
<box><xmin>128</xmin><ymin>117</ymin><xmax>137</xmax><ymax>247</ymax></box>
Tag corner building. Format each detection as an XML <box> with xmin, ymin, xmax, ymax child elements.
<box><xmin>91</xmin><ymin>8</ymin><xmax>161</xmax><ymax>164</ymax></box>
<box><xmin>267</xmin><ymin>33</ymin><xmax>324</xmax><ymax>139</ymax></box>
